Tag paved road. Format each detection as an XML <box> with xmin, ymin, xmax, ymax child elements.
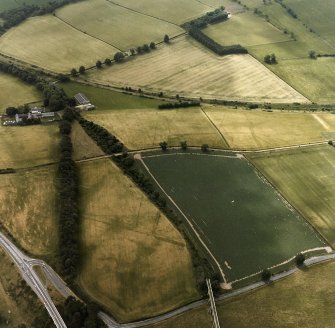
<box><xmin>0</xmin><ymin>232</ymin><xmax>67</xmax><ymax>328</ymax></box>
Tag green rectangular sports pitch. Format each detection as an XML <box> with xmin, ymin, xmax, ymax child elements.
<box><xmin>141</xmin><ymin>151</ymin><xmax>325</xmax><ymax>282</ymax></box>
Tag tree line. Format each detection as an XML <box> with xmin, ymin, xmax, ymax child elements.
<box><xmin>0</xmin><ymin>0</ymin><xmax>84</xmax><ymax>32</ymax></box>
<box><xmin>188</xmin><ymin>28</ymin><xmax>248</xmax><ymax>56</ymax></box>
<box><xmin>57</xmin><ymin>110</ymin><xmax>80</xmax><ymax>281</ymax></box>
<box><xmin>74</xmin><ymin>110</ymin><xmax>216</xmax><ymax>295</ymax></box>
<box><xmin>158</xmin><ymin>101</ymin><xmax>200</xmax><ymax>109</ymax></box>
<box><xmin>0</xmin><ymin>62</ymin><xmax>69</xmax><ymax>111</ymax></box>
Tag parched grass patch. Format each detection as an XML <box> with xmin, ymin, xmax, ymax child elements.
<box><xmin>142</xmin><ymin>152</ymin><xmax>324</xmax><ymax>281</ymax></box>
<box><xmin>248</xmin><ymin>145</ymin><xmax>335</xmax><ymax>247</ymax></box>
<box><xmin>204</xmin><ymin>107</ymin><xmax>335</xmax><ymax>149</ymax></box>
<box><xmin>204</xmin><ymin>12</ymin><xmax>291</xmax><ymax>47</ymax></box>
<box><xmin>60</xmin><ymin>81</ymin><xmax>163</xmax><ymax>110</ymax></box>
<box><xmin>56</xmin><ymin>0</ymin><xmax>183</xmax><ymax>50</ymax></box>
<box><xmin>71</xmin><ymin>121</ymin><xmax>104</xmax><ymax>161</ymax></box>
<box><xmin>0</xmin><ymin>166</ymin><xmax>58</xmax><ymax>257</ymax></box>
<box><xmin>78</xmin><ymin>159</ymin><xmax>199</xmax><ymax>322</ymax></box>
<box><xmin>0</xmin><ymin>124</ymin><xmax>59</xmax><ymax>168</ymax></box>
<box><xmin>83</xmin><ymin>107</ymin><xmax>227</xmax><ymax>149</ymax></box>
<box><xmin>148</xmin><ymin>260</ymin><xmax>335</xmax><ymax>328</ymax></box>
<box><xmin>88</xmin><ymin>37</ymin><xmax>308</xmax><ymax>103</ymax></box>
<box><xmin>0</xmin><ymin>15</ymin><xmax>117</xmax><ymax>73</ymax></box>
<box><xmin>0</xmin><ymin>72</ymin><xmax>41</xmax><ymax>109</ymax></box>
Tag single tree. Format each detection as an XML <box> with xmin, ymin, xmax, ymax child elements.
<box><xmin>164</xmin><ymin>34</ymin><xmax>170</xmax><ymax>43</ymax></box>
<box><xmin>180</xmin><ymin>141</ymin><xmax>187</xmax><ymax>150</ymax></box>
<box><xmin>150</xmin><ymin>42</ymin><xmax>156</xmax><ymax>49</ymax></box>
<box><xmin>71</xmin><ymin>68</ymin><xmax>77</xmax><ymax>76</ymax></box>
<box><xmin>96</xmin><ymin>60</ymin><xmax>102</xmax><ymax>68</ymax></box>
<box><xmin>261</xmin><ymin>269</ymin><xmax>271</xmax><ymax>281</ymax></box>
<box><xmin>143</xmin><ymin>44</ymin><xmax>150</xmax><ymax>52</ymax></box>
<box><xmin>295</xmin><ymin>253</ymin><xmax>305</xmax><ymax>266</ymax></box>
<box><xmin>105</xmin><ymin>58</ymin><xmax>112</xmax><ymax>65</ymax></box>
<box><xmin>309</xmin><ymin>50</ymin><xmax>317</xmax><ymax>59</ymax></box>
<box><xmin>270</xmin><ymin>53</ymin><xmax>277</xmax><ymax>64</ymax></box>
<box><xmin>201</xmin><ymin>144</ymin><xmax>209</xmax><ymax>152</ymax></box>
<box><xmin>79</xmin><ymin>66</ymin><xmax>85</xmax><ymax>74</ymax></box>
<box><xmin>159</xmin><ymin>141</ymin><xmax>168</xmax><ymax>151</ymax></box>
<box><xmin>114</xmin><ymin>52</ymin><xmax>125</xmax><ymax>62</ymax></box>
<box><xmin>130</xmin><ymin>48</ymin><xmax>136</xmax><ymax>55</ymax></box>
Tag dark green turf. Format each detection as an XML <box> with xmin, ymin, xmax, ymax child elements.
<box><xmin>142</xmin><ymin>152</ymin><xmax>324</xmax><ymax>281</ymax></box>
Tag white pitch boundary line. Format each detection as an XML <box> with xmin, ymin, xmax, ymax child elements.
<box><xmin>139</xmin><ymin>157</ymin><xmax>227</xmax><ymax>283</ymax></box>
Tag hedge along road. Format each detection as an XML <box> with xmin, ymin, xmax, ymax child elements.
<box><xmin>138</xmin><ymin>150</ymin><xmax>326</xmax><ymax>283</ymax></box>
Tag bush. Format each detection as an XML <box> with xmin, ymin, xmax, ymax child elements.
<box><xmin>261</xmin><ymin>269</ymin><xmax>271</xmax><ymax>281</ymax></box>
<box><xmin>295</xmin><ymin>253</ymin><xmax>305</xmax><ymax>266</ymax></box>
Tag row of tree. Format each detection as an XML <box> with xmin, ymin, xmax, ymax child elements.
<box><xmin>158</xmin><ymin>101</ymin><xmax>200</xmax><ymax>109</ymax></box>
<box><xmin>188</xmin><ymin>27</ymin><xmax>248</xmax><ymax>56</ymax></box>
<box><xmin>75</xmin><ymin>112</ymin><xmax>214</xmax><ymax>294</ymax></box>
<box><xmin>0</xmin><ymin>0</ymin><xmax>84</xmax><ymax>31</ymax></box>
<box><xmin>183</xmin><ymin>7</ymin><xmax>228</xmax><ymax>29</ymax></box>
<box><xmin>0</xmin><ymin>62</ymin><xmax>69</xmax><ymax>111</ymax></box>
<box><xmin>58</xmin><ymin>112</ymin><xmax>80</xmax><ymax>280</ymax></box>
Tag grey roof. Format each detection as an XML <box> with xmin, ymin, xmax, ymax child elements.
<box><xmin>74</xmin><ymin>93</ymin><xmax>90</xmax><ymax>105</ymax></box>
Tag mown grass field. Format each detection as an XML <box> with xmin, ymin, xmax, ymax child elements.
<box><xmin>56</xmin><ymin>0</ymin><xmax>183</xmax><ymax>50</ymax></box>
<box><xmin>204</xmin><ymin>107</ymin><xmax>335</xmax><ymax>149</ymax></box>
<box><xmin>148</xmin><ymin>260</ymin><xmax>335</xmax><ymax>328</ymax></box>
<box><xmin>88</xmin><ymin>36</ymin><xmax>308</xmax><ymax>103</ymax></box>
<box><xmin>218</xmin><ymin>0</ymin><xmax>335</xmax><ymax>103</ymax></box>
<box><xmin>0</xmin><ymin>124</ymin><xmax>59</xmax><ymax>168</ymax></box>
<box><xmin>110</xmin><ymin>0</ymin><xmax>212</xmax><ymax>25</ymax></box>
<box><xmin>60</xmin><ymin>81</ymin><xmax>163</xmax><ymax>110</ymax></box>
<box><xmin>0</xmin><ymin>166</ymin><xmax>58</xmax><ymax>257</ymax></box>
<box><xmin>0</xmin><ymin>72</ymin><xmax>41</xmax><ymax>109</ymax></box>
<box><xmin>248</xmin><ymin>145</ymin><xmax>335</xmax><ymax>248</ymax></box>
<box><xmin>0</xmin><ymin>15</ymin><xmax>117</xmax><ymax>73</ymax></box>
<box><xmin>205</xmin><ymin>11</ymin><xmax>291</xmax><ymax>47</ymax></box>
<box><xmin>83</xmin><ymin>107</ymin><xmax>227</xmax><ymax>149</ymax></box>
<box><xmin>142</xmin><ymin>152</ymin><xmax>323</xmax><ymax>281</ymax></box>
<box><xmin>78</xmin><ymin>159</ymin><xmax>199</xmax><ymax>322</ymax></box>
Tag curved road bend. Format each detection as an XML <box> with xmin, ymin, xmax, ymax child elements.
<box><xmin>0</xmin><ymin>232</ymin><xmax>67</xmax><ymax>328</ymax></box>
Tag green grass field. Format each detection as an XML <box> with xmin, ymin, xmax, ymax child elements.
<box><xmin>78</xmin><ymin>159</ymin><xmax>199</xmax><ymax>322</ymax></box>
<box><xmin>0</xmin><ymin>166</ymin><xmax>58</xmax><ymax>257</ymax></box>
<box><xmin>148</xmin><ymin>260</ymin><xmax>335</xmax><ymax>328</ymax></box>
<box><xmin>0</xmin><ymin>124</ymin><xmax>59</xmax><ymax>168</ymax></box>
<box><xmin>204</xmin><ymin>107</ymin><xmax>335</xmax><ymax>149</ymax></box>
<box><xmin>56</xmin><ymin>0</ymin><xmax>183</xmax><ymax>50</ymax></box>
<box><xmin>88</xmin><ymin>36</ymin><xmax>307</xmax><ymax>103</ymax></box>
<box><xmin>0</xmin><ymin>15</ymin><xmax>117</xmax><ymax>73</ymax></box>
<box><xmin>60</xmin><ymin>81</ymin><xmax>163</xmax><ymax>110</ymax></box>
<box><xmin>141</xmin><ymin>151</ymin><xmax>324</xmax><ymax>281</ymax></box>
<box><xmin>0</xmin><ymin>72</ymin><xmax>41</xmax><ymax>109</ymax></box>
<box><xmin>248</xmin><ymin>145</ymin><xmax>335</xmax><ymax>248</ymax></box>
<box><xmin>205</xmin><ymin>11</ymin><xmax>291</xmax><ymax>47</ymax></box>
<box><xmin>83</xmin><ymin>107</ymin><xmax>227</xmax><ymax>149</ymax></box>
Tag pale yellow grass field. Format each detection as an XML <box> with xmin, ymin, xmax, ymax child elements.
<box><xmin>56</xmin><ymin>0</ymin><xmax>183</xmax><ymax>50</ymax></box>
<box><xmin>204</xmin><ymin>107</ymin><xmax>335</xmax><ymax>149</ymax></box>
<box><xmin>0</xmin><ymin>72</ymin><xmax>41</xmax><ymax>109</ymax></box>
<box><xmin>110</xmin><ymin>0</ymin><xmax>212</xmax><ymax>25</ymax></box>
<box><xmin>0</xmin><ymin>124</ymin><xmax>59</xmax><ymax>168</ymax></box>
<box><xmin>149</xmin><ymin>260</ymin><xmax>335</xmax><ymax>328</ymax></box>
<box><xmin>83</xmin><ymin>107</ymin><xmax>227</xmax><ymax>149</ymax></box>
<box><xmin>71</xmin><ymin>121</ymin><xmax>104</xmax><ymax>161</ymax></box>
<box><xmin>0</xmin><ymin>15</ymin><xmax>117</xmax><ymax>73</ymax></box>
<box><xmin>88</xmin><ymin>37</ymin><xmax>308</xmax><ymax>103</ymax></box>
<box><xmin>78</xmin><ymin>159</ymin><xmax>199</xmax><ymax>322</ymax></box>
<box><xmin>0</xmin><ymin>166</ymin><xmax>58</xmax><ymax>257</ymax></box>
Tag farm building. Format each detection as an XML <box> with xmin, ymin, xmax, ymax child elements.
<box><xmin>74</xmin><ymin>93</ymin><xmax>95</xmax><ymax>110</ymax></box>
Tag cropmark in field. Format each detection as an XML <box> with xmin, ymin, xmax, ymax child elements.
<box><xmin>88</xmin><ymin>36</ymin><xmax>308</xmax><ymax>103</ymax></box>
<box><xmin>140</xmin><ymin>151</ymin><xmax>325</xmax><ymax>283</ymax></box>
